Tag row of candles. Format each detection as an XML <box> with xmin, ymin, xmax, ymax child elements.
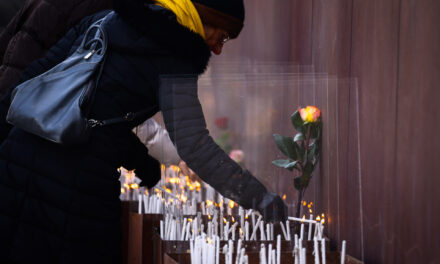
<box><xmin>119</xmin><ymin>166</ymin><xmax>349</xmax><ymax>263</ymax></box>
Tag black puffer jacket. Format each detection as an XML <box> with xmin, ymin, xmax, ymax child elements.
<box><xmin>0</xmin><ymin>0</ymin><xmax>272</xmax><ymax>263</ymax></box>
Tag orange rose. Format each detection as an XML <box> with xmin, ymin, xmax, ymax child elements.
<box><xmin>299</xmin><ymin>106</ymin><xmax>321</xmax><ymax>123</ymax></box>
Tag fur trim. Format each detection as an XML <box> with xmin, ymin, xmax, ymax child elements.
<box><xmin>112</xmin><ymin>0</ymin><xmax>211</xmax><ymax>74</ymax></box>
<box><xmin>193</xmin><ymin>3</ymin><xmax>243</xmax><ymax>39</ymax></box>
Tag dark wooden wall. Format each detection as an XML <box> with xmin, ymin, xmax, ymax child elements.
<box><xmin>203</xmin><ymin>0</ymin><xmax>440</xmax><ymax>263</ymax></box>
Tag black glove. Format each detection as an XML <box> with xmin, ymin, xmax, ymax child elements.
<box><xmin>257</xmin><ymin>192</ymin><xmax>288</xmax><ymax>222</ymax></box>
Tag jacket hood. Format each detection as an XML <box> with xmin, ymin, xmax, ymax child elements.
<box><xmin>112</xmin><ymin>0</ymin><xmax>211</xmax><ymax>75</ymax></box>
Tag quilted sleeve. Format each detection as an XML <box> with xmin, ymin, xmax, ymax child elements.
<box><xmin>158</xmin><ymin>75</ymin><xmax>268</xmax><ymax>210</ymax></box>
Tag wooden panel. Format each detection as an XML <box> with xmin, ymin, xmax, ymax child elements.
<box><xmin>350</xmin><ymin>0</ymin><xmax>401</xmax><ymax>262</ymax></box>
<box><xmin>310</xmin><ymin>0</ymin><xmax>353</xmax><ymax>253</ymax></box>
<box><xmin>394</xmin><ymin>0</ymin><xmax>440</xmax><ymax>263</ymax></box>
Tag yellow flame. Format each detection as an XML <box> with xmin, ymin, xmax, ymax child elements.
<box><xmin>207</xmin><ymin>237</ymin><xmax>212</xmax><ymax>244</ymax></box>
<box><xmin>180</xmin><ymin>195</ymin><xmax>188</xmax><ymax>203</ymax></box>
<box><xmin>208</xmin><ymin>214</ymin><xmax>212</xmax><ymax>220</ymax></box>
<box><xmin>321</xmin><ymin>218</ymin><xmax>325</xmax><ymax>224</ymax></box>
<box><xmin>239</xmin><ymin>228</ymin><xmax>243</xmax><ymax>236</ymax></box>
<box><xmin>232</xmin><ymin>216</ymin><xmax>235</xmax><ymax>223</ymax></box>
<box><xmin>130</xmin><ymin>183</ymin><xmax>139</xmax><ymax>189</ymax></box>
<box><xmin>121</xmin><ymin>188</ymin><xmax>126</xmax><ymax>194</ymax></box>
<box><xmin>316</xmin><ymin>216</ymin><xmax>321</xmax><ymax>222</ymax></box>
<box><xmin>188</xmin><ymin>218</ymin><xmax>193</xmax><ymax>222</ymax></box>
<box><xmin>165</xmin><ymin>188</ymin><xmax>172</xmax><ymax>194</ymax></box>
<box><xmin>282</xmin><ymin>194</ymin><xmax>287</xmax><ymax>200</ymax></box>
<box><xmin>245</xmin><ymin>214</ymin><xmax>249</xmax><ymax>220</ymax></box>
<box><xmin>302</xmin><ymin>201</ymin><xmax>307</xmax><ymax>206</ymax></box>
<box><xmin>123</xmin><ymin>183</ymin><xmax>130</xmax><ymax>189</ymax></box>
<box><xmin>309</xmin><ymin>209</ymin><xmax>313</xmax><ymax>214</ymax></box>
<box><xmin>301</xmin><ymin>215</ymin><xmax>306</xmax><ymax>222</ymax></box>
<box><xmin>206</xmin><ymin>200</ymin><xmax>214</xmax><ymax>207</ymax></box>
<box><xmin>229</xmin><ymin>200</ymin><xmax>235</xmax><ymax>209</ymax></box>
<box><xmin>223</xmin><ymin>218</ymin><xmax>227</xmax><ymax>224</ymax></box>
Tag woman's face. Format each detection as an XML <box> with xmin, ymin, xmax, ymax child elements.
<box><xmin>203</xmin><ymin>24</ymin><xmax>230</xmax><ymax>55</ymax></box>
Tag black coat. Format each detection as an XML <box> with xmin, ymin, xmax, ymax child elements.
<box><xmin>0</xmin><ymin>0</ymin><xmax>269</xmax><ymax>263</ymax></box>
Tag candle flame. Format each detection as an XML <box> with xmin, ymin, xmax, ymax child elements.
<box><xmin>130</xmin><ymin>183</ymin><xmax>139</xmax><ymax>189</ymax></box>
<box><xmin>123</xmin><ymin>183</ymin><xmax>130</xmax><ymax>189</ymax></box>
<box><xmin>302</xmin><ymin>201</ymin><xmax>307</xmax><ymax>206</ymax></box>
<box><xmin>206</xmin><ymin>200</ymin><xmax>214</xmax><ymax>207</ymax></box>
<box><xmin>121</xmin><ymin>188</ymin><xmax>125</xmax><ymax>194</ymax></box>
<box><xmin>245</xmin><ymin>214</ymin><xmax>249</xmax><ymax>220</ymax></box>
<box><xmin>282</xmin><ymin>194</ymin><xmax>287</xmax><ymax>200</ymax></box>
<box><xmin>232</xmin><ymin>216</ymin><xmax>235</xmax><ymax>223</ymax></box>
<box><xmin>187</xmin><ymin>218</ymin><xmax>193</xmax><ymax>222</ymax></box>
<box><xmin>229</xmin><ymin>200</ymin><xmax>235</xmax><ymax>209</ymax></box>
<box><xmin>223</xmin><ymin>218</ymin><xmax>227</xmax><ymax>224</ymax></box>
<box><xmin>316</xmin><ymin>216</ymin><xmax>321</xmax><ymax>222</ymax></box>
<box><xmin>208</xmin><ymin>214</ymin><xmax>212</xmax><ymax>220</ymax></box>
<box><xmin>301</xmin><ymin>215</ymin><xmax>306</xmax><ymax>222</ymax></box>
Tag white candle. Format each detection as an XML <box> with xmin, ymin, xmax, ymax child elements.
<box><xmin>181</xmin><ymin>219</ymin><xmax>187</xmax><ymax>241</ymax></box>
<box><xmin>276</xmin><ymin>235</ymin><xmax>281</xmax><ymax>264</ymax></box>
<box><xmin>288</xmin><ymin>216</ymin><xmax>317</xmax><ymax>224</ymax></box>
<box><xmin>160</xmin><ymin>220</ymin><xmax>164</xmax><ymax>239</ymax></box>
<box><xmin>294</xmin><ymin>247</ymin><xmax>299</xmax><ymax>264</ymax></box>
<box><xmin>252</xmin><ymin>213</ymin><xmax>256</xmax><ymax>229</ymax></box>
<box><xmin>268</xmin><ymin>244</ymin><xmax>273</xmax><ymax>264</ymax></box>
<box><xmin>321</xmin><ymin>238</ymin><xmax>326</xmax><ymax>264</ymax></box>
<box><xmin>138</xmin><ymin>194</ymin><xmax>142</xmax><ymax>214</ymax></box>
<box><xmin>286</xmin><ymin>221</ymin><xmax>291</xmax><ymax>241</ymax></box>
<box><xmin>300</xmin><ymin>224</ymin><xmax>305</xmax><ymax>240</ymax></box>
<box><xmin>228</xmin><ymin>240</ymin><xmax>233</xmax><ymax>264</ymax></box>
<box><xmin>271</xmin><ymin>249</ymin><xmax>276</xmax><ymax>264</ymax></box>
<box><xmin>266</xmin><ymin>223</ymin><xmax>271</xmax><ymax>241</ymax></box>
<box><xmin>260</xmin><ymin>221</ymin><xmax>266</xmax><ymax>240</ymax></box>
<box><xmin>261</xmin><ymin>244</ymin><xmax>267</xmax><ymax>264</ymax></box>
<box><xmin>308</xmin><ymin>214</ymin><xmax>313</xmax><ymax>241</ymax></box>
<box><xmin>300</xmin><ymin>247</ymin><xmax>306</xmax><ymax>264</ymax></box>
<box><xmin>236</xmin><ymin>239</ymin><xmax>242</xmax><ymax>264</ymax></box>
<box><xmin>245</xmin><ymin>221</ymin><xmax>249</xmax><ymax>241</ymax></box>
<box><xmin>294</xmin><ymin>234</ymin><xmax>299</xmax><ymax>248</ymax></box>
<box><xmin>314</xmin><ymin>238</ymin><xmax>320</xmax><ymax>264</ymax></box>
<box><xmin>225</xmin><ymin>222</ymin><xmax>229</xmax><ymax>240</ymax></box>
<box><xmin>250</xmin><ymin>216</ymin><xmax>262</xmax><ymax>240</ymax></box>
<box><xmin>143</xmin><ymin>194</ymin><xmax>149</xmax><ymax>213</ymax></box>
<box><xmin>341</xmin><ymin>240</ymin><xmax>346</xmax><ymax>264</ymax></box>
<box><xmin>280</xmin><ymin>221</ymin><xmax>288</xmax><ymax>240</ymax></box>
<box><xmin>239</xmin><ymin>248</ymin><xmax>245</xmax><ymax>264</ymax></box>
<box><xmin>215</xmin><ymin>236</ymin><xmax>220</xmax><ymax>264</ymax></box>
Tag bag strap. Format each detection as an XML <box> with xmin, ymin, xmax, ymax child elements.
<box><xmin>87</xmin><ymin>108</ymin><xmax>153</xmax><ymax>128</ymax></box>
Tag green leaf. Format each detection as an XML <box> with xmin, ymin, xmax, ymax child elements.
<box><xmin>273</xmin><ymin>134</ymin><xmax>297</xmax><ymax>160</ymax></box>
<box><xmin>291</xmin><ymin>111</ymin><xmax>306</xmax><ymax>134</ymax></box>
<box><xmin>272</xmin><ymin>159</ymin><xmax>298</xmax><ymax>171</ymax></box>
<box><xmin>294</xmin><ymin>133</ymin><xmax>305</xmax><ymax>142</ymax></box>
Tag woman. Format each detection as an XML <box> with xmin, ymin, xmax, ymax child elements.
<box><xmin>0</xmin><ymin>0</ymin><xmax>286</xmax><ymax>263</ymax></box>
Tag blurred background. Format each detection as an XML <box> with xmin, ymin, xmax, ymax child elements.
<box><xmin>2</xmin><ymin>0</ymin><xmax>439</xmax><ymax>263</ymax></box>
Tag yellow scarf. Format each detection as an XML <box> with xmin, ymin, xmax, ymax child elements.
<box><xmin>154</xmin><ymin>0</ymin><xmax>206</xmax><ymax>39</ymax></box>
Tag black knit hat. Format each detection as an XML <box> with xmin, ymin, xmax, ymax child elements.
<box><xmin>191</xmin><ymin>0</ymin><xmax>245</xmax><ymax>39</ymax></box>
